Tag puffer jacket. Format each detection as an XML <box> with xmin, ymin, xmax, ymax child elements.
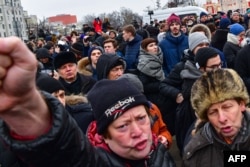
<box><xmin>183</xmin><ymin>111</ymin><xmax>250</xmax><ymax>167</ymax></box>
<box><xmin>0</xmin><ymin>92</ymin><xmax>176</xmax><ymax>167</ymax></box>
<box><xmin>65</xmin><ymin>94</ymin><xmax>94</xmax><ymax>134</ymax></box>
<box><xmin>124</xmin><ymin>34</ymin><xmax>142</xmax><ymax>70</ymax></box>
<box><xmin>159</xmin><ymin>31</ymin><xmax>188</xmax><ymax>76</ymax></box>
<box><xmin>0</xmin><ymin>141</ymin><xmax>28</xmax><ymax>167</ymax></box>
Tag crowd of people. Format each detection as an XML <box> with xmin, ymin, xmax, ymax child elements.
<box><xmin>0</xmin><ymin>7</ymin><xmax>250</xmax><ymax>167</ymax></box>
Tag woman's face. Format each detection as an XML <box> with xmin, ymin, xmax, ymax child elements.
<box><xmin>104</xmin><ymin>105</ymin><xmax>153</xmax><ymax>160</ymax></box>
<box><xmin>146</xmin><ymin>42</ymin><xmax>158</xmax><ymax>55</ymax></box>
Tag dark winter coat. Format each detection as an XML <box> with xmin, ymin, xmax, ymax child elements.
<box><xmin>159</xmin><ymin>31</ymin><xmax>188</xmax><ymax>76</ymax></box>
<box><xmin>124</xmin><ymin>34</ymin><xmax>142</xmax><ymax>70</ymax></box>
<box><xmin>65</xmin><ymin>95</ymin><xmax>94</xmax><ymax>134</ymax></box>
<box><xmin>159</xmin><ymin>50</ymin><xmax>195</xmax><ymax>101</ymax></box>
<box><xmin>0</xmin><ymin>92</ymin><xmax>176</xmax><ymax>167</ymax></box>
<box><xmin>211</xmin><ymin>29</ymin><xmax>229</xmax><ymax>52</ymax></box>
<box><xmin>0</xmin><ymin>142</ymin><xmax>28</xmax><ymax>167</ymax></box>
<box><xmin>175</xmin><ymin>60</ymin><xmax>201</xmax><ymax>152</ymax></box>
<box><xmin>183</xmin><ymin>111</ymin><xmax>250</xmax><ymax>167</ymax></box>
<box><xmin>137</xmin><ymin>46</ymin><xmax>165</xmax><ymax>117</ymax></box>
<box><xmin>223</xmin><ymin>33</ymin><xmax>242</xmax><ymax>69</ymax></box>
<box><xmin>59</xmin><ymin>72</ymin><xmax>96</xmax><ymax>95</ymax></box>
<box><xmin>235</xmin><ymin>43</ymin><xmax>250</xmax><ymax>95</ymax></box>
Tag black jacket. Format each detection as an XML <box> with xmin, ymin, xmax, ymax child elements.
<box><xmin>211</xmin><ymin>29</ymin><xmax>229</xmax><ymax>52</ymax></box>
<box><xmin>235</xmin><ymin>43</ymin><xmax>250</xmax><ymax>95</ymax></box>
<box><xmin>0</xmin><ymin>141</ymin><xmax>28</xmax><ymax>167</ymax></box>
<box><xmin>183</xmin><ymin>111</ymin><xmax>250</xmax><ymax>167</ymax></box>
<box><xmin>158</xmin><ymin>50</ymin><xmax>195</xmax><ymax>135</ymax></box>
<box><xmin>223</xmin><ymin>41</ymin><xmax>241</xmax><ymax>69</ymax></box>
<box><xmin>59</xmin><ymin>73</ymin><xmax>96</xmax><ymax>95</ymax></box>
<box><xmin>0</xmin><ymin>92</ymin><xmax>176</xmax><ymax>167</ymax></box>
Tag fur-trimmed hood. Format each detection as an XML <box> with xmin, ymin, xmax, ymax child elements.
<box><xmin>65</xmin><ymin>94</ymin><xmax>88</xmax><ymax>105</ymax></box>
<box><xmin>77</xmin><ymin>57</ymin><xmax>93</xmax><ymax>76</ymax></box>
<box><xmin>189</xmin><ymin>24</ymin><xmax>212</xmax><ymax>41</ymax></box>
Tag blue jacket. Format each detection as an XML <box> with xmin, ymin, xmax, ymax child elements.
<box><xmin>159</xmin><ymin>32</ymin><xmax>188</xmax><ymax>76</ymax></box>
<box><xmin>124</xmin><ymin>34</ymin><xmax>142</xmax><ymax>70</ymax></box>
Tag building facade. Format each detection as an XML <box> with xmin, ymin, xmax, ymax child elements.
<box><xmin>0</xmin><ymin>0</ymin><xmax>28</xmax><ymax>40</ymax></box>
<box><xmin>46</xmin><ymin>14</ymin><xmax>77</xmax><ymax>35</ymax></box>
<box><xmin>203</xmin><ymin>0</ymin><xmax>250</xmax><ymax>14</ymax></box>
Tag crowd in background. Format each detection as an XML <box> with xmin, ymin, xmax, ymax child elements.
<box><xmin>1</xmin><ymin>7</ymin><xmax>250</xmax><ymax>167</ymax></box>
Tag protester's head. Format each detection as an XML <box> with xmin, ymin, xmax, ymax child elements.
<box><xmin>219</xmin><ymin>18</ymin><xmax>231</xmax><ymax>29</ymax></box>
<box><xmin>36</xmin><ymin>75</ymin><xmax>66</xmax><ymax>106</ymax></box>
<box><xmin>195</xmin><ymin>47</ymin><xmax>222</xmax><ymax>72</ymax></box>
<box><xmin>70</xmin><ymin>42</ymin><xmax>84</xmax><ymax>58</ymax></box>
<box><xmin>199</xmin><ymin>12</ymin><xmax>208</xmax><ymax>23</ymax></box>
<box><xmin>43</xmin><ymin>44</ymin><xmax>54</xmax><ymax>55</ymax></box>
<box><xmin>53</xmin><ymin>51</ymin><xmax>78</xmax><ymax>82</ymax></box>
<box><xmin>140</xmin><ymin>38</ymin><xmax>158</xmax><ymax>54</ymax></box>
<box><xmin>96</xmin><ymin>53</ymin><xmax>126</xmax><ymax>80</ymax></box>
<box><xmin>229</xmin><ymin>23</ymin><xmax>245</xmax><ymax>37</ymax></box>
<box><xmin>189</xmin><ymin>23</ymin><xmax>212</xmax><ymax>41</ymax></box>
<box><xmin>122</xmin><ymin>24</ymin><xmax>136</xmax><ymax>42</ymax></box>
<box><xmin>87</xmin><ymin>78</ymin><xmax>152</xmax><ymax>160</ymax></box>
<box><xmin>36</xmin><ymin>48</ymin><xmax>51</xmax><ymax>64</ymax></box>
<box><xmin>87</xmin><ymin>46</ymin><xmax>104</xmax><ymax>69</ymax></box>
<box><xmin>103</xmin><ymin>38</ymin><xmax>119</xmax><ymax>54</ymax></box>
<box><xmin>118</xmin><ymin>73</ymin><xmax>144</xmax><ymax>93</ymax></box>
<box><xmin>191</xmin><ymin>69</ymin><xmax>249</xmax><ymax>139</ymax></box>
<box><xmin>108</xmin><ymin>30</ymin><xmax>118</xmax><ymax>39</ymax></box>
<box><xmin>229</xmin><ymin>23</ymin><xmax>245</xmax><ymax>45</ymax></box>
<box><xmin>247</xmin><ymin>8</ymin><xmax>250</xmax><ymax>17</ymax></box>
<box><xmin>188</xmin><ymin>32</ymin><xmax>210</xmax><ymax>54</ymax></box>
<box><xmin>167</xmin><ymin>13</ymin><xmax>181</xmax><ymax>35</ymax></box>
<box><xmin>231</xmin><ymin>11</ymin><xmax>240</xmax><ymax>22</ymax></box>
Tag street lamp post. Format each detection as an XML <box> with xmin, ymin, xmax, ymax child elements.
<box><xmin>148</xmin><ymin>10</ymin><xmax>154</xmax><ymax>22</ymax></box>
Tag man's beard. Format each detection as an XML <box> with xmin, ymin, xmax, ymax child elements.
<box><xmin>172</xmin><ymin>29</ymin><xmax>180</xmax><ymax>36</ymax></box>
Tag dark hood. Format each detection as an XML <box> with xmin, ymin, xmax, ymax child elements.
<box><xmin>96</xmin><ymin>53</ymin><xmax>126</xmax><ymax>80</ymax></box>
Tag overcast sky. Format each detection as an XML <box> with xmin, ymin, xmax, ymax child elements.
<box><xmin>21</xmin><ymin>0</ymin><xmax>209</xmax><ymax>21</ymax></box>
<box><xmin>21</xmin><ymin>0</ymin><xmax>166</xmax><ymax>20</ymax></box>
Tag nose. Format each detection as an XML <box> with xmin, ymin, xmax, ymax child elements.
<box><xmin>117</xmin><ymin>69</ymin><xmax>124</xmax><ymax>76</ymax></box>
<box><xmin>218</xmin><ymin>110</ymin><xmax>227</xmax><ymax>123</ymax></box>
<box><xmin>131</xmin><ymin>122</ymin><xmax>143</xmax><ymax>138</ymax></box>
<box><xmin>66</xmin><ymin>65</ymin><xmax>72</xmax><ymax>71</ymax></box>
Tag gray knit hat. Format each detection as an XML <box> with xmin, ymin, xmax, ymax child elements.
<box><xmin>188</xmin><ymin>32</ymin><xmax>209</xmax><ymax>51</ymax></box>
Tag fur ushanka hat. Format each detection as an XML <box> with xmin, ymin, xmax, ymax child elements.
<box><xmin>191</xmin><ymin>69</ymin><xmax>249</xmax><ymax>121</ymax></box>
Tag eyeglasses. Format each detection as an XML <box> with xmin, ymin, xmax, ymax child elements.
<box><xmin>206</xmin><ymin>62</ymin><xmax>223</xmax><ymax>69</ymax></box>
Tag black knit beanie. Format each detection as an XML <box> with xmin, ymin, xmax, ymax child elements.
<box><xmin>87</xmin><ymin>78</ymin><xmax>149</xmax><ymax>134</ymax></box>
<box><xmin>36</xmin><ymin>74</ymin><xmax>65</xmax><ymax>93</ymax></box>
<box><xmin>36</xmin><ymin>48</ymin><xmax>50</xmax><ymax>59</ymax></box>
<box><xmin>195</xmin><ymin>47</ymin><xmax>219</xmax><ymax>68</ymax></box>
<box><xmin>70</xmin><ymin>42</ymin><xmax>84</xmax><ymax>55</ymax></box>
<box><xmin>53</xmin><ymin>51</ymin><xmax>77</xmax><ymax>70</ymax></box>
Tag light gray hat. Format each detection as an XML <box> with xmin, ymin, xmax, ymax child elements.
<box><xmin>118</xmin><ymin>73</ymin><xmax>144</xmax><ymax>93</ymax></box>
<box><xmin>188</xmin><ymin>32</ymin><xmax>210</xmax><ymax>51</ymax></box>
